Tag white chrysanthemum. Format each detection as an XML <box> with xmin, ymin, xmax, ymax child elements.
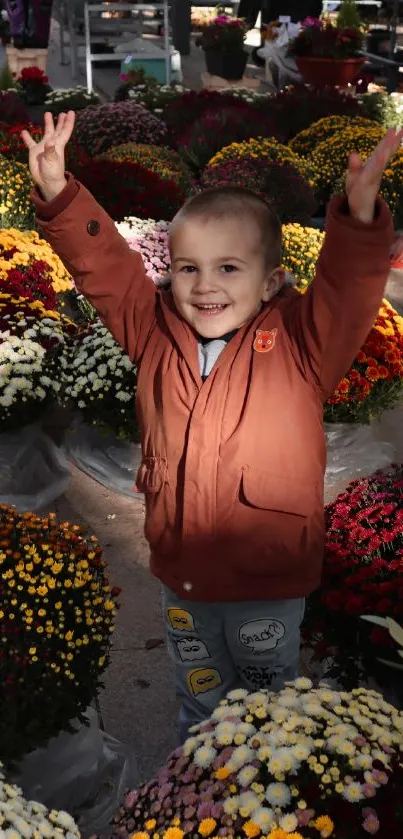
<box><xmin>182</xmin><ymin>736</ymin><xmax>199</xmax><ymax>756</ymax></box>
<box><xmin>227</xmin><ymin>744</ymin><xmax>254</xmax><ymax>770</ymax></box>
<box><xmin>277</xmin><ymin>693</ymin><xmax>300</xmax><ymax>709</ymax></box>
<box><xmin>292</xmin><ymin>678</ymin><xmax>313</xmax><ymax>690</ymax></box>
<box><xmin>239</xmin><ymin>790</ymin><xmax>261</xmax><ymax>811</ymax></box>
<box><xmin>265</xmin><ymin>782</ymin><xmax>292</xmax><ymax>807</ymax></box>
<box><xmin>49</xmin><ymin>810</ymin><xmax>78</xmax><ymax>830</ymax></box>
<box><xmin>251</xmin><ymin>806</ymin><xmax>275</xmax><ymax>831</ymax></box>
<box><xmin>354</xmin><ymin>753</ymin><xmax>373</xmax><ymax>770</ymax></box>
<box><xmin>237</xmin><ymin>722</ymin><xmax>256</xmax><ymax>737</ymax></box>
<box><xmin>292</xmin><ymin>742</ymin><xmax>312</xmax><ymax>762</ymax></box>
<box><xmin>336</xmin><ymin>740</ymin><xmax>356</xmax><ymax>758</ymax></box>
<box><xmin>211</xmin><ymin>705</ymin><xmax>232</xmax><ymax>721</ymax></box>
<box><xmin>248</xmin><ymin>692</ymin><xmax>269</xmax><ymax>706</ymax></box>
<box><xmin>227</xmin><ymin>688</ymin><xmax>249</xmax><ymax>702</ymax></box>
<box><xmin>343</xmin><ymin>782</ymin><xmax>364</xmax><ymax>803</ymax></box>
<box><xmin>268</xmin><ymin>747</ymin><xmax>298</xmax><ymax>775</ymax></box>
<box><xmin>193</xmin><ymin>744</ymin><xmax>217</xmax><ymax>768</ymax></box>
<box><xmin>270</xmin><ymin>707</ymin><xmax>289</xmax><ymax>724</ymax></box>
<box><xmin>237</xmin><ymin>764</ymin><xmax>259</xmax><ymax>787</ymax></box>
<box><xmin>223</xmin><ymin>795</ymin><xmax>240</xmax><ymax>815</ymax></box>
<box><xmin>215</xmin><ymin>721</ymin><xmax>237</xmax><ymax>746</ymax></box>
<box><xmin>257</xmin><ymin>745</ymin><xmax>272</xmax><ymax>761</ymax></box>
<box><xmin>279</xmin><ymin>813</ymin><xmax>299</xmax><ymax>833</ymax></box>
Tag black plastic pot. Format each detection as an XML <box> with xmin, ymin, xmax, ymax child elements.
<box><xmin>204</xmin><ymin>50</ymin><xmax>248</xmax><ymax>81</ymax></box>
<box><xmin>366</xmin><ymin>28</ymin><xmax>392</xmax><ymax>57</ymax></box>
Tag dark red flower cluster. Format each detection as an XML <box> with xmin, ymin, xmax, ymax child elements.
<box><xmin>304</xmin><ymin>465</ymin><xmax>403</xmax><ymax>689</ymax></box>
<box><xmin>76</xmin><ymin>159</ymin><xmax>185</xmax><ymax>221</ymax></box>
<box><xmin>178</xmin><ymin>105</ymin><xmax>281</xmax><ymax>173</ymax></box>
<box><xmin>0</xmin><ymin>91</ymin><xmax>29</xmax><ymax>125</ymax></box>
<box><xmin>271</xmin><ymin>84</ymin><xmax>363</xmax><ymax>140</ymax></box>
<box><xmin>163</xmin><ymin>89</ymin><xmax>278</xmax><ymax>145</ymax></box>
<box><xmin>0</xmin><ymin>259</ymin><xmax>56</xmax><ymax>309</ymax></box>
<box><xmin>200</xmin><ymin>156</ymin><xmax>317</xmax><ymax>223</ymax></box>
<box><xmin>19</xmin><ymin>66</ymin><xmax>48</xmax><ymax>84</ymax></box>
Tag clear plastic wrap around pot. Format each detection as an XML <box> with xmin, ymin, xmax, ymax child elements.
<box><xmin>0</xmin><ymin>423</ymin><xmax>71</xmax><ymax>512</ymax></box>
<box><xmin>324</xmin><ymin>422</ymin><xmax>394</xmax><ymax>503</ymax></box>
<box><xmin>12</xmin><ymin>707</ymin><xmax>139</xmax><ymax>838</ymax></box>
<box><xmin>63</xmin><ymin>420</ymin><xmax>142</xmax><ymax>498</ymax></box>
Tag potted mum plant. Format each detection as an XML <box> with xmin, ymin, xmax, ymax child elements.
<box><xmin>289</xmin><ymin>0</ymin><xmax>365</xmax><ymax>88</ymax></box>
<box><xmin>196</xmin><ymin>14</ymin><xmax>249</xmax><ymax>81</ymax></box>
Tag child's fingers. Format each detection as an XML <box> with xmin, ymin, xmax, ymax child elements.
<box><xmin>43</xmin><ymin>141</ymin><xmax>58</xmax><ymax>161</ymax></box>
<box><xmin>365</xmin><ymin>128</ymin><xmax>403</xmax><ymax>180</ymax></box>
<box><xmin>43</xmin><ymin>110</ymin><xmax>56</xmax><ymax>136</ymax></box>
<box><xmin>58</xmin><ymin>110</ymin><xmax>75</xmax><ymax>145</ymax></box>
<box><xmin>54</xmin><ymin>112</ymin><xmax>67</xmax><ymax>139</ymax></box>
<box><xmin>348</xmin><ymin>151</ymin><xmax>363</xmax><ymax>174</ymax></box>
<box><xmin>20</xmin><ymin>129</ymin><xmax>36</xmax><ymax>150</ymax></box>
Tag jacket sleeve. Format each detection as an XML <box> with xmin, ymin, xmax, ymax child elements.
<box><xmin>284</xmin><ymin>196</ymin><xmax>394</xmax><ymax>400</ymax></box>
<box><xmin>33</xmin><ymin>174</ymin><xmax>157</xmax><ymax>363</ymax></box>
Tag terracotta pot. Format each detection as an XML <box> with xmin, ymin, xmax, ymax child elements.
<box><xmin>204</xmin><ymin>49</ymin><xmax>248</xmax><ymax>81</ymax></box>
<box><xmin>295</xmin><ymin>56</ymin><xmax>365</xmax><ymax>88</ymax></box>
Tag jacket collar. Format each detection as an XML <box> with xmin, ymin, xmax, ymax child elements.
<box><xmin>159</xmin><ymin>290</ymin><xmax>281</xmax><ymax>387</ymax></box>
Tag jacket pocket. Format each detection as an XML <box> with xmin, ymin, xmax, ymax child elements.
<box><xmin>223</xmin><ymin>467</ymin><xmax>317</xmax><ymax>577</ymax></box>
<box><xmin>241</xmin><ymin>467</ymin><xmax>310</xmax><ymax>518</ymax></box>
<box><xmin>135</xmin><ymin>457</ymin><xmax>168</xmax><ymax>550</ymax></box>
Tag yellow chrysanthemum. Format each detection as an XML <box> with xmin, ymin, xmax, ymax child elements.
<box><xmin>314</xmin><ymin>816</ymin><xmax>334</xmax><ymax>836</ymax></box>
<box><xmin>289</xmin><ymin>115</ymin><xmax>374</xmax><ymax>158</ymax></box>
<box><xmin>243</xmin><ymin>821</ymin><xmax>261</xmax><ymax>837</ymax></box>
<box><xmin>207</xmin><ymin>137</ymin><xmax>318</xmax><ymax>188</ymax></box>
<box><xmin>198</xmin><ymin>819</ymin><xmax>217</xmax><ymax>837</ymax></box>
<box><xmin>215</xmin><ymin>766</ymin><xmax>230</xmax><ymax>780</ymax></box>
<box><xmin>163</xmin><ymin>829</ymin><xmax>184</xmax><ymax>839</ymax></box>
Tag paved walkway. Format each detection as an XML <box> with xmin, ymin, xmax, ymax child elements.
<box><xmin>45</xmin><ymin>14</ymin><xmax>268</xmax><ymax>97</ymax></box>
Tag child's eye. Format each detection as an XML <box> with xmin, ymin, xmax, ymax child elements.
<box><xmin>220</xmin><ymin>264</ymin><xmax>237</xmax><ymax>273</ymax></box>
<box><xmin>180</xmin><ymin>265</ymin><xmax>196</xmax><ymax>274</ymax></box>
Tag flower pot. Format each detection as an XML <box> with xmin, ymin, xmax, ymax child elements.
<box><xmin>204</xmin><ymin>49</ymin><xmax>248</xmax><ymax>81</ymax></box>
<box><xmin>295</xmin><ymin>56</ymin><xmax>365</xmax><ymax>88</ymax></box>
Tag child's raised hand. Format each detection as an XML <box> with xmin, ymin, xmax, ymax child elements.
<box><xmin>21</xmin><ymin>110</ymin><xmax>75</xmax><ymax>202</ymax></box>
<box><xmin>345</xmin><ymin>127</ymin><xmax>403</xmax><ymax>224</ymax></box>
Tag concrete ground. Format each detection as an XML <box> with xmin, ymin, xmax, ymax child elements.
<box><xmin>47</xmin><ymin>466</ymin><xmax>178</xmax><ymax>784</ymax></box>
<box><xmin>45</xmin><ymin>12</ymin><xmax>270</xmax><ymax>96</ymax></box>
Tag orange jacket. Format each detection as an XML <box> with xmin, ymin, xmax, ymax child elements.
<box><xmin>34</xmin><ymin>177</ymin><xmax>393</xmax><ymax>602</ymax></box>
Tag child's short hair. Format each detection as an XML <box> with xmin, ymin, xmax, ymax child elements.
<box><xmin>171</xmin><ymin>186</ymin><xmax>283</xmax><ymax>268</ymax></box>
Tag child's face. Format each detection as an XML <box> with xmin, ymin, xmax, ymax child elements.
<box><xmin>170</xmin><ymin>215</ymin><xmax>283</xmax><ymax>339</ymax></box>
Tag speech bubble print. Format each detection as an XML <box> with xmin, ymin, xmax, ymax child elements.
<box><xmin>187</xmin><ymin>668</ymin><xmax>222</xmax><ymax>697</ymax></box>
<box><xmin>239</xmin><ymin>619</ymin><xmax>285</xmax><ymax>655</ymax></box>
<box><xmin>176</xmin><ymin>637</ymin><xmax>210</xmax><ymax>662</ymax></box>
<box><xmin>167</xmin><ymin>608</ymin><xmax>195</xmax><ymax>632</ymax></box>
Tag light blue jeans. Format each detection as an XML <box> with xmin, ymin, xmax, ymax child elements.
<box><xmin>163</xmin><ymin>587</ymin><xmax>305</xmax><ymax>742</ymax></box>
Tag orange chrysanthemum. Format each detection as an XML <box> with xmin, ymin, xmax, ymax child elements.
<box><xmin>199</xmin><ymin>820</ymin><xmax>217</xmax><ymax>838</ymax></box>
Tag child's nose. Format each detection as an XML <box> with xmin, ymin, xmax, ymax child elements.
<box><xmin>193</xmin><ymin>271</ymin><xmax>214</xmax><ymax>293</ymax></box>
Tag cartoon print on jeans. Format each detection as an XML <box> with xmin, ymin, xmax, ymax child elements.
<box><xmin>175</xmin><ymin>637</ymin><xmax>211</xmax><ymax>663</ymax></box>
<box><xmin>167</xmin><ymin>607</ymin><xmax>195</xmax><ymax>632</ymax></box>
<box><xmin>238</xmin><ymin>618</ymin><xmax>285</xmax><ymax>655</ymax></box>
<box><xmin>236</xmin><ymin>663</ymin><xmax>283</xmax><ymax>690</ymax></box>
<box><xmin>187</xmin><ymin>668</ymin><xmax>222</xmax><ymax>697</ymax></box>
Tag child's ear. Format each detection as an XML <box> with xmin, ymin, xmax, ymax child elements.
<box><xmin>262</xmin><ymin>268</ymin><xmax>285</xmax><ymax>302</ymax></box>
